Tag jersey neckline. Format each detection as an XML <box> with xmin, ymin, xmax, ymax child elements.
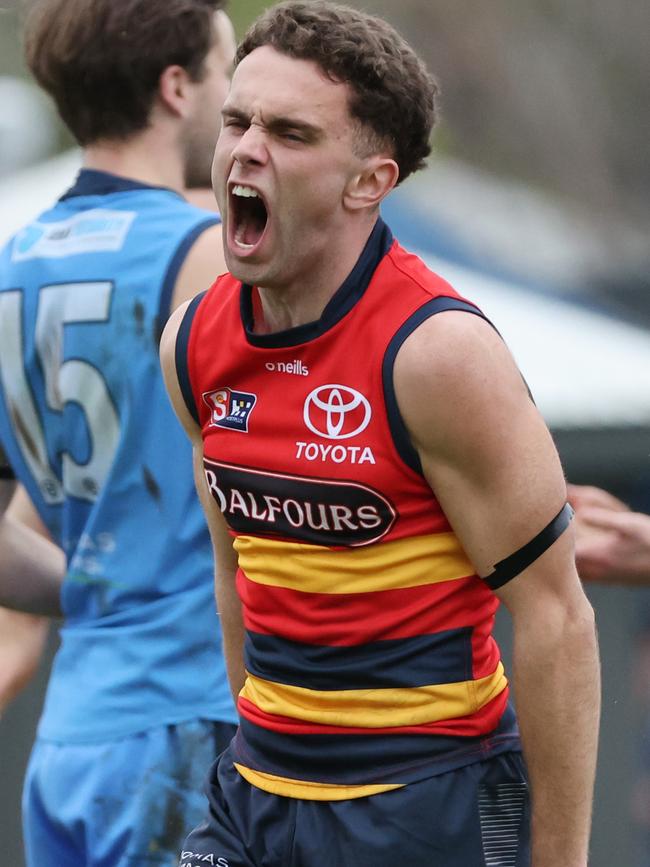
<box><xmin>240</xmin><ymin>217</ymin><xmax>393</xmax><ymax>349</ymax></box>
<box><xmin>59</xmin><ymin>168</ymin><xmax>183</xmax><ymax>201</ymax></box>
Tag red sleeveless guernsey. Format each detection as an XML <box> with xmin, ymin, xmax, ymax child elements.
<box><xmin>177</xmin><ymin>219</ymin><xmax>519</xmax><ymax>800</ymax></box>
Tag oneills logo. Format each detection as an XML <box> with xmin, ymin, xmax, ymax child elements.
<box><xmin>203</xmin><ymin>458</ymin><xmax>396</xmax><ymax>546</ymax></box>
<box><xmin>265</xmin><ymin>360</ymin><xmax>309</xmax><ymax>376</ymax></box>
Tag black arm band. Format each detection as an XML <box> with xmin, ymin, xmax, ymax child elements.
<box><xmin>483</xmin><ymin>502</ymin><xmax>574</xmax><ymax>590</ymax></box>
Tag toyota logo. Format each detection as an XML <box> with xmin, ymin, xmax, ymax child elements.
<box><xmin>303</xmin><ymin>384</ymin><xmax>371</xmax><ymax>440</ymax></box>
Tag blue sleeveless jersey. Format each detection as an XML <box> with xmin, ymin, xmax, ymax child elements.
<box><xmin>0</xmin><ymin>170</ymin><xmax>236</xmax><ymax>741</ymax></box>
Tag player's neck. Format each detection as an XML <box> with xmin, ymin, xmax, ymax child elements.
<box><xmin>254</xmin><ymin>218</ymin><xmax>380</xmax><ymax>333</ymax></box>
<box><xmin>83</xmin><ymin>130</ymin><xmax>184</xmax><ymax>193</ymax></box>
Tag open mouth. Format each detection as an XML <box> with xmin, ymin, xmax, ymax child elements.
<box><xmin>229</xmin><ymin>184</ymin><xmax>268</xmax><ymax>250</ymax></box>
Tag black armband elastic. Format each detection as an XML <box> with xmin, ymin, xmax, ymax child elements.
<box><xmin>483</xmin><ymin>502</ymin><xmax>574</xmax><ymax>590</ymax></box>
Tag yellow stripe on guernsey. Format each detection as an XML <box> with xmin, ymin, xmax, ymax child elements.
<box><xmin>234</xmin><ymin>531</ymin><xmax>474</xmax><ymax>594</ymax></box>
<box><xmin>241</xmin><ymin>663</ymin><xmax>507</xmax><ymax>728</ymax></box>
<box><xmin>233</xmin><ymin>764</ymin><xmax>404</xmax><ymax>801</ymax></box>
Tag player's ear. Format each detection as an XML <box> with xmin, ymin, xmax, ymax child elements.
<box><xmin>344</xmin><ymin>157</ymin><xmax>399</xmax><ymax>212</ymax></box>
<box><xmin>158</xmin><ymin>64</ymin><xmax>194</xmax><ymax>119</ymax></box>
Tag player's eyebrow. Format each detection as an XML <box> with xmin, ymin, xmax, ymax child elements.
<box><xmin>221</xmin><ymin>106</ymin><xmax>249</xmax><ymax>124</ymax></box>
<box><xmin>221</xmin><ymin>106</ymin><xmax>323</xmax><ymax>142</ymax></box>
<box><xmin>265</xmin><ymin>115</ymin><xmax>323</xmax><ymax>142</ymax></box>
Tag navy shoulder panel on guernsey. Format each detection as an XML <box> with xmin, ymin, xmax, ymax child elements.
<box><xmin>175</xmin><ymin>291</ymin><xmax>208</xmax><ymax>425</ymax></box>
<box><xmin>382</xmin><ymin>296</ymin><xmax>487</xmax><ymax>475</ymax></box>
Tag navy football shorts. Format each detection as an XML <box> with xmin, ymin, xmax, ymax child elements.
<box><xmin>179</xmin><ymin>746</ymin><xmax>530</xmax><ymax>867</ymax></box>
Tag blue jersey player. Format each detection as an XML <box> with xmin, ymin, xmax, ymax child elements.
<box><xmin>0</xmin><ymin>1</ymin><xmax>237</xmax><ymax>865</ymax></box>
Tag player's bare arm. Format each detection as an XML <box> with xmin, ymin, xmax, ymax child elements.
<box><xmin>160</xmin><ymin>303</ymin><xmax>245</xmax><ymax>700</ymax></box>
<box><xmin>0</xmin><ymin>482</ymin><xmax>64</xmax><ymax>616</ymax></box>
<box><xmin>394</xmin><ymin>310</ymin><xmax>600</xmax><ymax>867</ymax></box>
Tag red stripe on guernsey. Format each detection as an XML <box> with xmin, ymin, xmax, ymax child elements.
<box><xmin>238</xmin><ymin>689</ymin><xmax>509</xmax><ymax>738</ymax></box>
<box><xmin>472</xmin><ymin>624</ymin><xmax>503</xmax><ymax>680</ymax></box>
<box><xmin>238</xmin><ymin>568</ymin><xmax>497</xmax><ymax>650</ymax></box>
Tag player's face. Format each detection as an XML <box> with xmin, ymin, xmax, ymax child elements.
<box><xmin>212</xmin><ymin>45</ymin><xmax>369</xmax><ymax>292</ymax></box>
<box><xmin>183</xmin><ymin>10</ymin><xmax>236</xmax><ymax>189</ymax></box>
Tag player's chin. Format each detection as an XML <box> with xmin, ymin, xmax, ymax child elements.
<box><xmin>224</xmin><ymin>250</ymin><xmax>268</xmax><ymax>285</ymax></box>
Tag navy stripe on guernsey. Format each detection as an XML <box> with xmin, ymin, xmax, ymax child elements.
<box><xmin>382</xmin><ymin>296</ymin><xmax>488</xmax><ymax>475</ymax></box>
<box><xmin>240</xmin><ymin>218</ymin><xmax>393</xmax><ymax>348</ymax></box>
<box><xmin>235</xmin><ymin>705</ymin><xmax>520</xmax><ymax>787</ymax></box>
<box><xmin>244</xmin><ymin>628</ymin><xmax>473</xmax><ymax>691</ymax></box>
<box><xmin>175</xmin><ymin>290</ymin><xmax>207</xmax><ymax>424</ymax></box>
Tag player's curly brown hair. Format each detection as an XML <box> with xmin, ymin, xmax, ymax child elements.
<box><xmin>236</xmin><ymin>1</ymin><xmax>438</xmax><ymax>185</ymax></box>
<box><xmin>24</xmin><ymin>0</ymin><xmax>226</xmax><ymax>146</ymax></box>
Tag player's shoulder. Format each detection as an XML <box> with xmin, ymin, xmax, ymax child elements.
<box><xmin>170</xmin><ymin>219</ymin><xmax>227</xmax><ymax>311</ymax></box>
<box><xmin>0</xmin><ymin>198</ymin><xmax>62</xmax><ymax>262</ymax></box>
<box><xmin>128</xmin><ymin>188</ymin><xmax>217</xmax><ymax>232</ymax></box>
<box><xmin>384</xmin><ymin>237</ymin><xmax>464</xmax><ymax>300</ymax></box>
<box><xmin>160</xmin><ymin>297</ymin><xmax>191</xmax><ymax>364</ymax></box>
<box><xmin>391</xmin><ymin>271</ymin><xmax>517</xmax><ymax>409</ymax></box>
<box><xmin>162</xmin><ymin>269</ymin><xmax>234</xmax><ymax>355</ymax></box>
<box><xmin>404</xmin><ymin>306</ymin><xmax>507</xmax><ymax>374</ymax></box>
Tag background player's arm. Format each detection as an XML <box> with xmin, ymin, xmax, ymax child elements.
<box><xmin>160</xmin><ymin>302</ymin><xmax>245</xmax><ymax>701</ymax></box>
<box><xmin>170</xmin><ymin>223</ymin><xmax>227</xmax><ymax>311</ymax></box>
<box><xmin>394</xmin><ymin>311</ymin><xmax>600</xmax><ymax>867</ymax></box>
<box><xmin>567</xmin><ymin>483</ymin><xmax>650</xmax><ymax>584</ymax></box>
<box><xmin>0</xmin><ymin>482</ymin><xmax>64</xmax><ymax>616</ymax></box>
<box><xmin>0</xmin><ymin>482</ymin><xmax>63</xmax><ymax>710</ymax></box>
<box><xmin>0</xmin><ymin>604</ymin><xmax>49</xmax><ymax>713</ymax></box>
